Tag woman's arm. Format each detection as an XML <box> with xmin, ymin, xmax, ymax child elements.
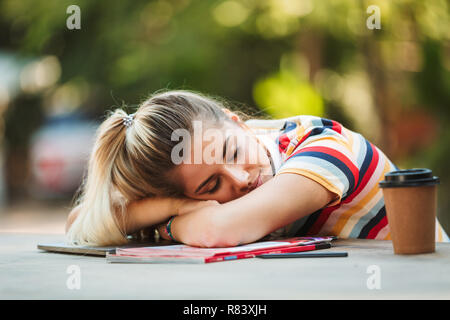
<box><xmin>124</xmin><ymin>197</ymin><xmax>184</xmax><ymax>233</ymax></box>
<box><xmin>65</xmin><ymin>197</ymin><xmax>219</xmax><ymax>235</ymax></box>
<box><xmin>65</xmin><ymin>198</ymin><xmax>178</xmax><ymax>234</ymax></box>
<box><xmin>169</xmin><ymin>173</ymin><xmax>336</xmax><ymax>247</ymax></box>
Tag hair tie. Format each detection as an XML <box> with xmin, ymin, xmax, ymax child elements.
<box><xmin>123</xmin><ymin>113</ymin><xmax>135</xmax><ymax>128</ymax></box>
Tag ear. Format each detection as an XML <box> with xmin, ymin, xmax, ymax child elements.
<box><xmin>222</xmin><ymin>108</ymin><xmax>241</xmax><ymax>123</ymax></box>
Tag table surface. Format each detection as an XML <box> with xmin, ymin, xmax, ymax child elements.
<box><xmin>1</xmin><ymin>233</ymin><xmax>449</xmax><ymax>299</ymax></box>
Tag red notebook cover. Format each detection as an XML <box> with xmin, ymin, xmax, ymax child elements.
<box><xmin>106</xmin><ymin>236</ymin><xmax>335</xmax><ymax>264</ymax></box>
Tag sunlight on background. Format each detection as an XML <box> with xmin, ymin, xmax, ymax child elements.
<box><xmin>20</xmin><ymin>56</ymin><xmax>61</xmax><ymax>93</ymax></box>
<box><xmin>253</xmin><ymin>70</ymin><xmax>323</xmax><ymax>118</ymax></box>
<box><xmin>341</xmin><ymin>72</ymin><xmax>380</xmax><ymax>142</ymax></box>
<box><xmin>44</xmin><ymin>80</ymin><xmax>89</xmax><ymax>115</ymax></box>
<box><xmin>0</xmin><ymin>0</ymin><xmax>449</xmax><ymax>231</ymax></box>
<box><xmin>212</xmin><ymin>1</ymin><xmax>249</xmax><ymax>27</ymax></box>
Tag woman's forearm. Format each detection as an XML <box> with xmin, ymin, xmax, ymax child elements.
<box><xmin>66</xmin><ymin>197</ymin><xmax>219</xmax><ymax>239</ymax></box>
<box><xmin>125</xmin><ymin>197</ymin><xmax>183</xmax><ymax>234</ymax></box>
<box><xmin>170</xmin><ymin>204</ymin><xmax>228</xmax><ymax>247</ymax></box>
<box><xmin>169</xmin><ymin>173</ymin><xmax>335</xmax><ymax>248</ymax></box>
<box><xmin>65</xmin><ymin>198</ymin><xmax>179</xmax><ymax>235</ymax></box>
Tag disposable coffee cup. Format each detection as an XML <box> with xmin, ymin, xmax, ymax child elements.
<box><xmin>379</xmin><ymin>168</ymin><xmax>439</xmax><ymax>254</ymax></box>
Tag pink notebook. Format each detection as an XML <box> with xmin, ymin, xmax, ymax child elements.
<box><xmin>106</xmin><ymin>236</ymin><xmax>336</xmax><ymax>264</ymax></box>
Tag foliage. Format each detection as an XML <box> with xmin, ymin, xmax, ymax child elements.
<box><xmin>0</xmin><ymin>0</ymin><xmax>449</xmax><ymax>229</ymax></box>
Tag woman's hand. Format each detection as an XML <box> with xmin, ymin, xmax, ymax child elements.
<box><xmin>157</xmin><ymin>199</ymin><xmax>220</xmax><ymax>241</ymax></box>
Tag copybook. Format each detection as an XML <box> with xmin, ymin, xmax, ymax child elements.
<box><xmin>106</xmin><ymin>236</ymin><xmax>336</xmax><ymax>264</ymax></box>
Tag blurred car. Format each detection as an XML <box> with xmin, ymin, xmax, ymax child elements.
<box><xmin>29</xmin><ymin>112</ymin><xmax>99</xmax><ymax>199</ymax></box>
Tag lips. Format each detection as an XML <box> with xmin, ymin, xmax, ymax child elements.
<box><xmin>249</xmin><ymin>171</ymin><xmax>262</xmax><ymax>192</ymax></box>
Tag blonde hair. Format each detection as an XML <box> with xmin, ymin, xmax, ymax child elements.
<box><xmin>65</xmin><ymin>89</ymin><xmax>236</xmax><ymax>246</ymax></box>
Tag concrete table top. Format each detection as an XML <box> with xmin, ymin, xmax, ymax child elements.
<box><xmin>1</xmin><ymin>233</ymin><xmax>449</xmax><ymax>299</ymax></box>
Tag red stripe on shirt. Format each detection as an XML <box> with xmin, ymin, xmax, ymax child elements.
<box><xmin>295</xmin><ymin>130</ymin><xmax>313</xmax><ymax>149</ymax></box>
<box><xmin>367</xmin><ymin>215</ymin><xmax>388</xmax><ymax>239</ymax></box>
<box><xmin>288</xmin><ymin>146</ymin><xmax>360</xmax><ymax>187</ymax></box>
<box><xmin>331</xmin><ymin>120</ymin><xmax>342</xmax><ymax>134</ymax></box>
<box><xmin>306</xmin><ymin>143</ymin><xmax>380</xmax><ymax>236</ymax></box>
<box><xmin>278</xmin><ymin>134</ymin><xmax>290</xmax><ymax>153</ymax></box>
<box><xmin>294</xmin><ymin>122</ymin><xmax>343</xmax><ymax>151</ymax></box>
<box><xmin>306</xmin><ymin>203</ymin><xmax>340</xmax><ymax>236</ymax></box>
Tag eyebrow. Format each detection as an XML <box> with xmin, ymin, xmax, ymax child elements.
<box><xmin>194</xmin><ymin>135</ymin><xmax>230</xmax><ymax>194</ymax></box>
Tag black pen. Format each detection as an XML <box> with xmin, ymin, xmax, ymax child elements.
<box><xmin>256</xmin><ymin>251</ymin><xmax>348</xmax><ymax>259</ymax></box>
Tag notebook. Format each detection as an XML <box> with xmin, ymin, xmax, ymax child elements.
<box><xmin>106</xmin><ymin>236</ymin><xmax>336</xmax><ymax>264</ymax></box>
<box><xmin>37</xmin><ymin>239</ymin><xmax>174</xmax><ymax>257</ymax></box>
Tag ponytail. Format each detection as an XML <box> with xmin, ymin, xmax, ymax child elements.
<box><xmin>66</xmin><ymin>109</ymin><xmax>130</xmax><ymax>246</ymax></box>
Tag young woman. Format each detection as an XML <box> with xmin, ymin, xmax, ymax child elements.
<box><xmin>65</xmin><ymin>89</ymin><xmax>449</xmax><ymax>247</ymax></box>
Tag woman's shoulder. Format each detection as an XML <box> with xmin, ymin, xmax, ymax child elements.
<box><xmin>244</xmin><ymin>117</ymin><xmax>287</xmax><ymax>131</ymax></box>
<box><xmin>245</xmin><ymin>115</ymin><xmax>334</xmax><ymax>130</ymax></box>
<box><xmin>245</xmin><ymin>115</ymin><xmax>344</xmax><ymax>139</ymax></box>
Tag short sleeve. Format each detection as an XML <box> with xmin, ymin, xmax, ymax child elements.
<box><xmin>276</xmin><ymin>116</ymin><xmax>360</xmax><ymax>207</ymax></box>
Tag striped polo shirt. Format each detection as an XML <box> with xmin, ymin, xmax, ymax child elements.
<box><xmin>245</xmin><ymin>115</ymin><xmax>450</xmax><ymax>242</ymax></box>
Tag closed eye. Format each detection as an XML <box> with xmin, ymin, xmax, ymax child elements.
<box><xmin>208</xmin><ymin>177</ymin><xmax>222</xmax><ymax>194</ymax></box>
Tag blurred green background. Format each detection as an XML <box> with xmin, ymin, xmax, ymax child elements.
<box><xmin>0</xmin><ymin>0</ymin><xmax>449</xmax><ymax>234</ymax></box>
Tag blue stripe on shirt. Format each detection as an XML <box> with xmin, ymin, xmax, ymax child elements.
<box><xmin>289</xmin><ymin>151</ymin><xmax>356</xmax><ymax>197</ymax></box>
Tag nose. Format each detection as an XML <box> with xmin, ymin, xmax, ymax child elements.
<box><xmin>223</xmin><ymin>165</ymin><xmax>251</xmax><ymax>192</ymax></box>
